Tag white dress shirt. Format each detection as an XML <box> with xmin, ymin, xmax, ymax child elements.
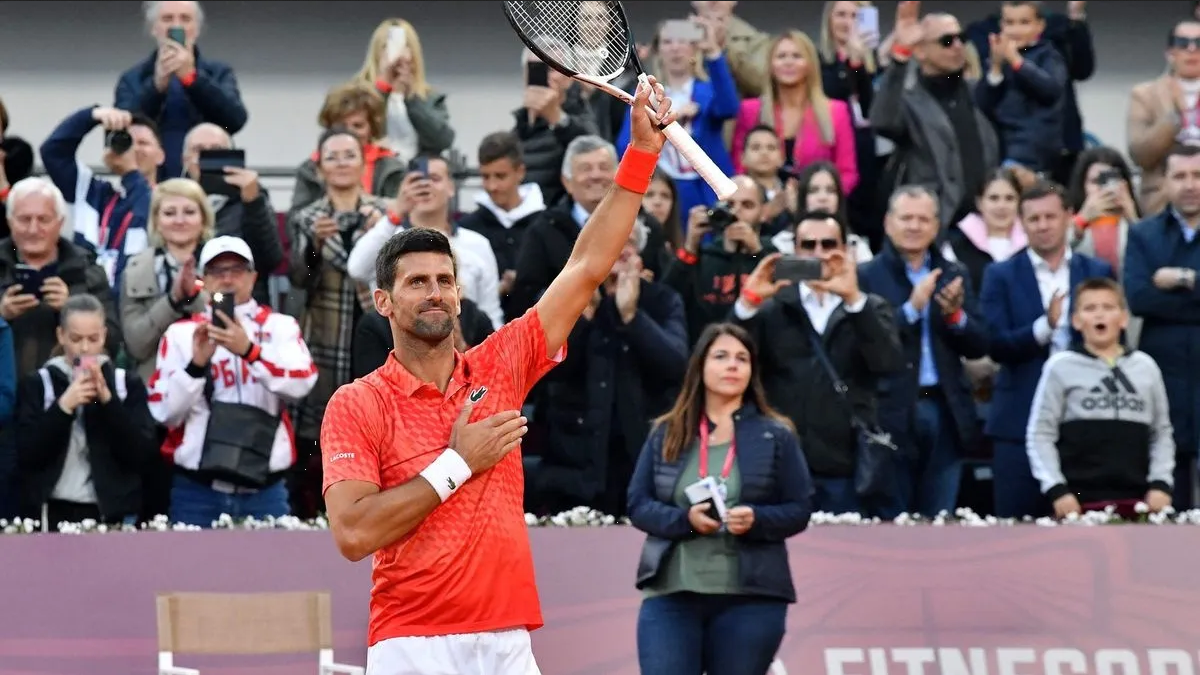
<box><xmin>1028</xmin><ymin>248</ymin><xmax>1072</xmax><ymax>353</ymax></box>
<box><xmin>732</xmin><ymin>282</ymin><xmax>866</xmax><ymax>332</ymax></box>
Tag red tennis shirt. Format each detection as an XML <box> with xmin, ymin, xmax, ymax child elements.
<box><xmin>320</xmin><ymin>309</ymin><xmax>564</xmax><ymax>645</ymax></box>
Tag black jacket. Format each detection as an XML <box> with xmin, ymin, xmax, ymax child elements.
<box><xmin>661</xmin><ymin>237</ymin><xmax>778</xmax><ymax>346</ymax></box>
<box><xmin>534</xmin><ymin>281</ymin><xmax>689</xmax><ymax>504</ymax></box>
<box><xmin>511</xmin><ymin>199</ymin><xmax>670</xmax><ymax>319</ymax></box>
<box><xmin>628</xmin><ymin>404</ymin><xmax>813</xmax><ymax>602</ymax></box>
<box><xmin>513</xmin><ymin>85</ymin><xmax>598</xmax><ymax>206</ymax></box>
<box><xmin>0</xmin><ymin>238</ymin><xmax>121</xmax><ymax>378</ymax></box>
<box><xmin>974</xmin><ymin>40</ymin><xmax>1068</xmax><ymax>172</ymax></box>
<box><xmin>733</xmin><ymin>288</ymin><xmax>904</xmax><ymax>477</ymax></box>
<box><xmin>858</xmin><ymin>243</ymin><xmax>990</xmax><ymax>456</ymax></box>
<box><xmin>350</xmin><ymin>298</ymin><xmax>495</xmax><ymax>380</ymax></box>
<box><xmin>15</xmin><ymin>359</ymin><xmax>157</xmax><ymax>520</ymax></box>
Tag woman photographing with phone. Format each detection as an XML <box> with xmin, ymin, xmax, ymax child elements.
<box><xmin>628</xmin><ymin>322</ymin><xmax>813</xmax><ymax>675</ymax></box>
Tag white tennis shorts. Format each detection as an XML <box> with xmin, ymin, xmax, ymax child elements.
<box><xmin>366</xmin><ymin>628</ymin><xmax>542</xmax><ymax>675</ymax></box>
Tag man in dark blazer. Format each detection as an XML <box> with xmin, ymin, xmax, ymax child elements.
<box><xmin>980</xmin><ymin>181</ymin><xmax>1113</xmax><ymax>518</ymax></box>
<box><xmin>860</xmin><ymin>186</ymin><xmax>990</xmax><ymax>517</ymax></box>
<box><xmin>735</xmin><ymin>211</ymin><xmax>905</xmax><ymax>515</ymax></box>
<box><xmin>1124</xmin><ymin>144</ymin><xmax>1200</xmax><ymax>509</ymax></box>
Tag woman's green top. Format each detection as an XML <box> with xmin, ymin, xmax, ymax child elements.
<box><xmin>643</xmin><ymin>440</ymin><xmax>742</xmax><ymax>598</ymax></box>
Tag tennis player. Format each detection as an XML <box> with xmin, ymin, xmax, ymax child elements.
<box><xmin>320</xmin><ymin>78</ymin><xmax>676</xmax><ymax>675</ymax></box>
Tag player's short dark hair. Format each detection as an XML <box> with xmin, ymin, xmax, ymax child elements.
<box><xmin>375</xmin><ymin>228</ymin><xmax>458</xmax><ymax>292</ymax></box>
<box><xmin>478</xmin><ymin>131</ymin><xmax>524</xmax><ymax>167</ymax></box>
<box><xmin>1019</xmin><ymin>180</ymin><xmax>1069</xmax><ymax>211</ymax></box>
<box><xmin>1073</xmin><ymin>277</ymin><xmax>1127</xmax><ymax>310</ymax></box>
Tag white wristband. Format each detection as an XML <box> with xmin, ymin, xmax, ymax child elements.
<box><xmin>420</xmin><ymin>449</ymin><xmax>473</xmax><ymax>503</ymax></box>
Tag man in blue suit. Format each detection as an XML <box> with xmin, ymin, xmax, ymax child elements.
<box><xmin>1124</xmin><ymin>144</ymin><xmax>1200</xmax><ymax>510</ymax></box>
<box><xmin>980</xmin><ymin>181</ymin><xmax>1114</xmax><ymax>518</ymax></box>
<box><xmin>860</xmin><ymin>186</ymin><xmax>990</xmax><ymax>517</ymax></box>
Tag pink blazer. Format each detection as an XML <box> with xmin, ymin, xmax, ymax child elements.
<box><xmin>732</xmin><ymin>97</ymin><xmax>859</xmax><ymax>194</ymax></box>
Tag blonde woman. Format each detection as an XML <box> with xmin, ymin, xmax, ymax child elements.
<box><xmin>354</xmin><ymin>19</ymin><xmax>455</xmax><ymax>163</ymax></box>
<box><xmin>820</xmin><ymin>1</ymin><xmax>885</xmax><ymax>245</ymax></box>
<box><xmin>617</xmin><ymin>16</ymin><xmax>739</xmax><ymax>217</ymax></box>
<box><xmin>120</xmin><ymin>178</ymin><xmax>215</xmax><ymax>381</ymax></box>
<box><xmin>731</xmin><ymin>31</ymin><xmax>858</xmax><ymax>195</ymax></box>
<box><xmin>290</xmin><ymin>81</ymin><xmax>406</xmax><ymax>219</ymax></box>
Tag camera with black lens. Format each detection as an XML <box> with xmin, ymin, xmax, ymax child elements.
<box><xmin>105</xmin><ymin>130</ymin><xmax>133</xmax><ymax>155</ymax></box>
<box><xmin>706</xmin><ymin>201</ymin><xmax>738</xmax><ymax>233</ymax></box>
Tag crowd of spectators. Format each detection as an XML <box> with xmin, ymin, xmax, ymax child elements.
<box><xmin>0</xmin><ymin>0</ymin><xmax>1198</xmax><ymax>530</ymax></box>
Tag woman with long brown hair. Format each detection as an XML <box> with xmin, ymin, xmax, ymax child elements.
<box><xmin>628</xmin><ymin>322</ymin><xmax>813</xmax><ymax>675</ymax></box>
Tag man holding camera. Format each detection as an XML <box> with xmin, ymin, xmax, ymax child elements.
<box><xmin>114</xmin><ymin>0</ymin><xmax>247</xmax><ymax>179</ymax></box>
<box><xmin>39</xmin><ymin>106</ymin><xmax>165</xmax><ymax>295</ymax></box>
<box><xmin>733</xmin><ymin>210</ymin><xmax>904</xmax><ymax>514</ymax></box>
<box><xmin>179</xmin><ymin>123</ymin><xmax>284</xmax><ymax>306</ymax></box>
<box><xmin>663</xmin><ymin>175</ymin><xmax>776</xmax><ymax>345</ymax></box>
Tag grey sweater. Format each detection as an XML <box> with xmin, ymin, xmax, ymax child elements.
<box><xmin>1026</xmin><ymin>346</ymin><xmax>1174</xmax><ymax>504</ymax></box>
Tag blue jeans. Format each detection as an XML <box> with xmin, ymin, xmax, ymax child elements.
<box><xmin>991</xmin><ymin>440</ymin><xmax>1047</xmax><ymax>518</ymax></box>
<box><xmin>812</xmin><ymin>476</ymin><xmax>859</xmax><ymax>514</ymax></box>
<box><xmin>891</xmin><ymin>396</ymin><xmax>962</xmax><ymax>517</ymax></box>
<box><xmin>637</xmin><ymin>592</ymin><xmax>788</xmax><ymax>675</ymax></box>
<box><xmin>170</xmin><ymin>474</ymin><xmax>290</xmax><ymax>527</ymax></box>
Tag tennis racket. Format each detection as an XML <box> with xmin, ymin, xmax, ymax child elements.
<box><xmin>503</xmin><ymin>0</ymin><xmax>738</xmax><ymax>200</ymax></box>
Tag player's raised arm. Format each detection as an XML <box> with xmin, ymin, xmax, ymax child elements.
<box><xmin>534</xmin><ymin>77</ymin><xmax>676</xmax><ymax>357</ymax></box>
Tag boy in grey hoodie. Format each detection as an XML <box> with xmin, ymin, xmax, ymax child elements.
<box><xmin>1026</xmin><ymin>278</ymin><xmax>1174</xmax><ymax>518</ymax></box>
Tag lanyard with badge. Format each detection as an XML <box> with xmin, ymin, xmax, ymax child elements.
<box><xmin>682</xmin><ymin>421</ymin><xmax>735</xmax><ymax>524</ymax></box>
<box><xmin>97</xmin><ymin>196</ymin><xmax>133</xmax><ymax>286</ymax></box>
<box><xmin>697</xmin><ymin>419</ymin><xmax>736</xmax><ymax>500</ymax></box>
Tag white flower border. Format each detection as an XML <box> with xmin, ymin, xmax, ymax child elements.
<box><xmin>0</xmin><ymin>503</ymin><xmax>1197</xmax><ymax>535</ymax></box>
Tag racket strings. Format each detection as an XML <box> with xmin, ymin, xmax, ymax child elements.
<box><xmin>506</xmin><ymin>1</ymin><xmax>629</xmax><ymax>78</ymax></box>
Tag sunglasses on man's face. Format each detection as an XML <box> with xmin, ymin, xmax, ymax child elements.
<box><xmin>935</xmin><ymin>32</ymin><xmax>964</xmax><ymax>48</ymax></box>
<box><xmin>1172</xmin><ymin>36</ymin><xmax>1200</xmax><ymax>50</ymax></box>
<box><xmin>798</xmin><ymin>238</ymin><xmax>841</xmax><ymax>252</ymax></box>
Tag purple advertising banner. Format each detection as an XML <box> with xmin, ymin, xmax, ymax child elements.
<box><xmin>2</xmin><ymin>526</ymin><xmax>1200</xmax><ymax>675</ymax></box>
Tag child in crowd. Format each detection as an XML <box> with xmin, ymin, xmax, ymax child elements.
<box><xmin>1026</xmin><ymin>278</ymin><xmax>1175</xmax><ymax>519</ymax></box>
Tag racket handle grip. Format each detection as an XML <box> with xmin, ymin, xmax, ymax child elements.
<box><xmin>660</xmin><ymin>122</ymin><xmax>737</xmax><ymax>200</ymax></box>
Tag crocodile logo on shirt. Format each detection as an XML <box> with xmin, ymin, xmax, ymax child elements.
<box><xmin>469</xmin><ymin>386</ymin><xmax>488</xmax><ymax>403</ymax></box>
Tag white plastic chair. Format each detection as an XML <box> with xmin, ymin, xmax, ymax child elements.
<box><xmin>155</xmin><ymin>591</ymin><xmax>363</xmax><ymax>675</ymax></box>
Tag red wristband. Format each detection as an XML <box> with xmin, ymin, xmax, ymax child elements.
<box><xmin>178</xmin><ymin>70</ymin><xmax>197</xmax><ymax>87</ymax></box>
<box><xmin>614</xmin><ymin>146</ymin><xmax>659</xmax><ymax>195</ymax></box>
<box><xmin>388</xmin><ymin>210</ymin><xmax>403</xmax><ymax>225</ymax></box>
<box><xmin>375</xmin><ymin>78</ymin><xmax>393</xmax><ymax>94</ymax></box>
<box><xmin>945</xmin><ymin>309</ymin><xmax>964</xmax><ymax>325</ymax></box>
<box><xmin>1073</xmin><ymin>214</ymin><xmax>1088</xmax><ymax>232</ymax></box>
<box><xmin>0</xmin><ymin>186</ymin><xmax>9</xmax><ymax>203</ymax></box>
<box><xmin>243</xmin><ymin>343</ymin><xmax>262</xmax><ymax>363</ymax></box>
<box><xmin>892</xmin><ymin>45</ymin><xmax>913</xmax><ymax>59</ymax></box>
<box><xmin>741</xmin><ymin>288</ymin><xmax>764</xmax><ymax>307</ymax></box>
<box><xmin>676</xmin><ymin>248</ymin><xmax>698</xmax><ymax>265</ymax></box>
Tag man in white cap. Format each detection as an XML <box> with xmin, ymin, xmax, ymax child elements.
<box><xmin>147</xmin><ymin>235</ymin><xmax>318</xmax><ymax>526</ymax></box>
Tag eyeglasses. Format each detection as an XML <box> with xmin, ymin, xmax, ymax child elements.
<box><xmin>798</xmin><ymin>238</ymin><xmax>841</xmax><ymax>252</ymax></box>
<box><xmin>935</xmin><ymin>32</ymin><xmax>964</xmax><ymax>48</ymax></box>
<box><xmin>1172</xmin><ymin>36</ymin><xmax>1200</xmax><ymax>50</ymax></box>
